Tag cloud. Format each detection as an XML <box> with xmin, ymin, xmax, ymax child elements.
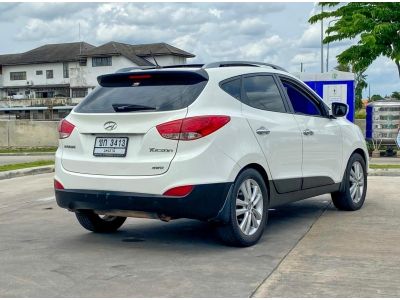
<box><xmin>16</xmin><ymin>18</ymin><xmax>90</xmax><ymax>42</ymax></box>
<box><xmin>0</xmin><ymin>2</ymin><xmax>398</xmax><ymax>96</ymax></box>
<box><xmin>291</xmin><ymin>52</ymin><xmax>319</xmax><ymax>65</ymax></box>
<box><xmin>298</xmin><ymin>24</ymin><xmax>321</xmax><ymax>48</ymax></box>
<box><xmin>0</xmin><ymin>3</ymin><xmax>93</xmax><ymax>22</ymax></box>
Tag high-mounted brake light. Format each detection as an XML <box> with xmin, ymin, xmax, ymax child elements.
<box><xmin>128</xmin><ymin>74</ymin><xmax>152</xmax><ymax>79</ymax></box>
<box><xmin>54</xmin><ymin>179</ymin><xmax>64</xmax><ymax>190</ymax></box>
<box><xmin>163</xmin><ymin>185</ymin><xmax>194</xmax><ymax>197</ymax></box>
<box><xmin>156</xmin><ymin>115</ymin><xmax>230</xmax><ymax>141</ymax></box>
<box><xmin>58</xmin><ymin>119</ymin><xmax>75</xmax><ymax>139</ymax></box>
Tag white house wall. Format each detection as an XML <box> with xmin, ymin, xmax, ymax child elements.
<box><xmin>3</xmin><ymin>63</ymin><xmax>69</xmax><ymax>87</ymax></box>
<box><xmin>0</xmin><ymin>54</ymin><xmax>189</xmax><ymax>100</ymax></box>
<box><xmin>144</xmin><ymin>55</ymin><xmax>186</xmax><ymax>66</ymax></box>
<box><xmin>78</xmin><ymin>56</ymin><xmax>139</xmax><ymax>88</ymax></box>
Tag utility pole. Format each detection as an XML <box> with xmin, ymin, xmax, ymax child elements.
<box><xmin>326</xmin><ymin>19</ymin><xmax>339</xmax><ymax>72</ymax></box>
<box><xmin>369</xmin><ymin>84</ymin><xmax>371</xmax><ymax>101</ymax></box>
<box><xmin>301</xmin><ymin>62</ymin><xmax>303</xmax><ymax>72</ymax></box>
<box><xmin>320</xmin><ymin>6</ymin><xmax>324</xmax><ymax>73</ymax></box>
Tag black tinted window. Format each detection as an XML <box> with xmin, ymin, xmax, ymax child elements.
<box><xmin>243</xmin><ymin>75</ymin><xmax>286</xmax><ymax>113</ymax></box>
<box><xmin>281</xmin><ymin>80</ymin><xmax>323</xmax><ymax>116</ymax></box>
<box><xmin>221</xmin><ymin>78</ymin><xmax>241</xmax><ymax>100</ymax></box>
<box><xmin>75</xmin><ymin>72</ymin><xmax>207</xmax><ymax>113</ymax></box>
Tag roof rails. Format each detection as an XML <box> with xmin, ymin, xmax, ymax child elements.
<box><xmin>203</xmin><ymin>61</ymin><xmax>287</xmax><ymax>72</ymax></box>
<box><xmin>116</xmin><ymin>61</ymin><xmax>287</xmax><ymax>73</ymax></box>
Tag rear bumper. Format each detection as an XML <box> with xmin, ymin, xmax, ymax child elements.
<box><xmin>55</xmin><ymin>183</ymin><xmax>233</xmax><ymax>221</ymax></box>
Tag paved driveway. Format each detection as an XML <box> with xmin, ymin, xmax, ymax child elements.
<box><xmin>0</xmin><ymin>174</ymin><xmax>398</xmax><ymax>297</ymax></box>
<box><xmin>0</xmin><ymin>154</ymin><xmax>54</xmax><ymax>166</ymax></box>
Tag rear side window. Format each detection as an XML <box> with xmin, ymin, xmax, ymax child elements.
<box><xmin>221</xmin><ymin>78</ymin><xmax>241</xmax><ymax>100</ymax></box>
<box><xmin>75</xmin><ymin>71</ymin><xmax>208</xmax><ymax>113</ymax></box>
<box><xmin>242</xmin><ymin>75</ymin><xmax>286</xmax><ymax>113</ymax></box>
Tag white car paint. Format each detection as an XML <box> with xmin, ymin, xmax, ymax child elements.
<box><xmin>55</xmin><ymin>65</ymin><xmax>368</xmax><ymax>197</ymax></box>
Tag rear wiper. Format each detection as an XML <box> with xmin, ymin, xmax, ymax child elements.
<box><xmin>112</xmin><ymin>104</ymin><xmax>156</xmax><ymax>112</ymax></box>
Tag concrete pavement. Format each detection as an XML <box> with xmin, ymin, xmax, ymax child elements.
<box><xmin>0</xmin><ymin>173</ymin><xmax>329</xmax><ymax>297</ymax></box>
<box><xmin>0</xmin><ymin>154</ymin><xmax>54</xmax><ymax>166</ymax></box>
<box><xmin>254</xmin><ymin>176</ymin><xmax>400</xmax><ymax>297</ymax></box>
<box><xmin>0</xmin><ymin>174</ymin><xmax>399</xmax><ymax>297</ymax></box>
<box><xmin>369</xmin><ymin>157</ymin><xmax>400</xmax><ymax>165</ymax></box>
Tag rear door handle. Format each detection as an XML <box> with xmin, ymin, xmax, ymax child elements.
<box><xmin>303</xmin><ymin>129</ymin><xmax>314</xmax><ymax>136</ymax></box>
<box><xmin>256</xmin><ymin>127</ymin><xmax>270</xmax><ymax>135</ymax></box>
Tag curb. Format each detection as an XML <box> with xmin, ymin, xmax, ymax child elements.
<box><xmin>0</xmin><ymin>165</ymin><xmax>54</xmax><ymax>180</ymax></box>
<box><xmin>0</xmin><ymin>152</ymin><xmax>55</xmax><ymax>157</ymax></box>
<box><xmin>368</xmin><ymin>169</ymin><xmax>400</xmax><ymax>176</ymax></box>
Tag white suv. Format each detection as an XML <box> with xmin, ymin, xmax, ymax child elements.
<box><xmin>55</xmin><ymin>61</ymin><xmax>368</xmax><ymax>246</ymax></box>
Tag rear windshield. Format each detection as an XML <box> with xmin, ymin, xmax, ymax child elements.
<box><xmin>75</xmin><ymin>71</ymin><xmax>208</xmax><ymax>113</ymax></box>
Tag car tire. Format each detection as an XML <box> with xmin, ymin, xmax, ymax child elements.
<box><xmin>75</xmin><ymin>210</ymin><xmax>126</xmax><ymax>233</ymax></box>
<box><xmin>331</xmin><ymin>153</ymin><xmax>367</xmax><ymax>211</ymax></box>
<box><xmin>216</xmin><ymin>168</ymin><xmax>268</xmax><ymax>247</ymax></box>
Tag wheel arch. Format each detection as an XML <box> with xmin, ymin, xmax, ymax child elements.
<box><xmin>237</xmin><ymin>163</ymin><xmax>271</xmax><ymax>201</ymax></box>
<box><xmin>352</xmin><ymin>148</ymin><xmax>367</xmax><ymax>164</ymax></box>
<box><xmin>212</xmin><ymin>162</ymin><xmax>271</xmax><ymax>224</ymax></box>
<box><xmin>339</xmin><ymin>147</ymin><xmax>368</xmax><ymax>192</ymax></box>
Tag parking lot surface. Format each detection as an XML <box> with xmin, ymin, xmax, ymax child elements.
<box><xmin>0</xmin><ymin>174</ymin><xmax>398</xmax><ymax>297</ymax></box>
<box><xmin>0</xmin><ymin>154</ymin><xmax>54</xmax><ymax>166</ymax></box>
<box><xmin>254</xmin><ymin>176</ymin><xmax>400</xmax><ymax>297</ymax></box>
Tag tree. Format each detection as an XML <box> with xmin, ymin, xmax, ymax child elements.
<box><xmin>392</xmin><ymin>91</ymin><xmax>400</xmax><ymax>100</ymax></box>
<box><xmin>309</xmin><ymin>3</ymin><xmax>400</xmax><ymax>79</ymax></box>
<box><xmin>370</xmin><ymin>94</ymin><xmax>384</xmax><ymax>101</ymax></box>
<box><xmin>335</xmin><ymin>63</ymin><xmax>367</xmax><ymax>110</ymax></box>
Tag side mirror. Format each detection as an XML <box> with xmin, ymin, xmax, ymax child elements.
<box><xmin>331</xmin><ymin>102</ymin><xmax>348</xmax><ymax>118</ymax></box>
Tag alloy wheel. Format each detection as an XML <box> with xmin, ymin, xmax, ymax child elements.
<box><xmin>236</xmin><ymin>179</ymin><xmax>264</xmax><ymax>235</ymax></box>
<box><xmin>349</xmin><ymin>161</ymin><xmax>364</xmax><ymax>203</ymax></box>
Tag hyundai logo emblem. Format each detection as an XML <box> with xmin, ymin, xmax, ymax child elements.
<box><xmin>104</xmin><ymin>121</ymin><xmax>117</xmax><ymax>131</ymax></box>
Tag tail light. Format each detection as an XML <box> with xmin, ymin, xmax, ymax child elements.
<box><xmin>156</xmin><ymin>115</ymin><xmax>230</xmax><ymax>140</ymax></box>
<box><xmin>163</xmin><ymin>185</ymin><xmax>194</xmax><ymax>197</ymax></box>
<box><xmin>58</xmin><ymin>119</ymin><xmax>75</xmax><ymax>139</ymax></box>
<box><xmin>54</xmin><ymin>179</ymin><xmax>64</xmax><ymax>190</ymax></box>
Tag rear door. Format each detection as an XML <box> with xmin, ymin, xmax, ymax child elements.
<box><xmin>238</xmin><ymin>74</ymin><xmax>303</xmax><ymax>193</ymax></box>
<box><xmin>61</xmin><ymin>70</ymin><xmax>208</xmax><ymax>176</ymax></box>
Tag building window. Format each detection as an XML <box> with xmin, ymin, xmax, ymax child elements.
<box><xmin>63</xmin><ymin>63</ymin><xmax>69</xmax><ymax>78</ymax></box>
<box><xmin>92</xmin><ymin>57</ymin><xmax>112</xmax><ymax>67</ymax></box>
<box><xmin>10</xmin><ymin>72</ymin><xmax>27</xmax><ymax>81</ymax></box>
<box><xmin>46</xmin><ymin>70</ymin><xmax>53</xmax><ymax>79</ymax></box>
<box><xmin>72</xmin><ymin>88</ymin><xmax>88</xmax><ymax>98</ymax></box>
<box><xmin>36</xmin><ymin>70</ymin><xmax>43</xmax><ymax>75</ymax></box>
<box><xmin>79</xmin><ymin>58</ymin><xmax>87</xmax><ymax>66</ymax></box>
<box><xmin>7</xmin><ymin>90</ymin><xmax>18</xmax><ymax>96</ymax></box>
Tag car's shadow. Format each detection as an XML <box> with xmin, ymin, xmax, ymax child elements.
<box><xmin>60</xmin><ymin>197</ymin><xmax>332</xmax><ymax>250</ymax></box>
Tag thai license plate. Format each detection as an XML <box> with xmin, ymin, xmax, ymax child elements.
<box><xmin>93</xmin><ymin>137</ymin><xmax>129</xmax><ymax>157</ymax></box>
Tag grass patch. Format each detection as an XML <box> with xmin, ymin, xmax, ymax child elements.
<box><xmin>369</xmin><ymin>164</ymin><xmax>400</xmax><ymax>169</ymax></box>
<box><xmin>0</xmin><ymin>160</ymin><xmax>54</xmax><ymax>172</ymax></box>
<box><xmin>0</xmin><ymin>147</ymin><xmax>57</xmax><ymax>154</ymax></box>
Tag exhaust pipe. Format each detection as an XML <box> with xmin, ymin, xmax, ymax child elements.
<box><xmin>95</xmin><ymin>210</ymin><xmax>173</xmax><ymax>222</ymax></box>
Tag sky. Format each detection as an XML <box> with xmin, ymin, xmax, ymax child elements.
<box><xmin>0</xmin><ymin>2</ymin><xmax>398</xmax><ymax>97</ymax></box>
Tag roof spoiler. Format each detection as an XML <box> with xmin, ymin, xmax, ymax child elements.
<box><xmin>98</xmin><ymin>70</ymin><xmax>209</xmax><ymax>87</ymax></box>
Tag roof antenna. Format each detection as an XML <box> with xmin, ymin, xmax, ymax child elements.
<box><xmin>149</xmin><ymin>50</ymin><xmax>161</xmax><ymax>68</ymax></box>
